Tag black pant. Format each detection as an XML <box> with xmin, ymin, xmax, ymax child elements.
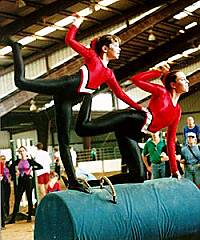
<box><xmin>11</xmin><ymin>41</ymin><xmax>86</xmax><ymax>186</ymax></box>
<box><xmin>11</xmin><ymin>175</ymin><xmax>33</xmax><ymax>220</ymax></box>
<box><xmin>76</xmin><ymin>95</ymin><xmax>146</xmax><ymax>182</ymax></box>
<box><xmin>2</xmin><ymin>180</ymin><xmax>11</xmax><ymax>217</ymax></box>
<box><xmin>1</xmin><ymin>180</ymin><xmax>6</xmax><ymax>227</ymax></box>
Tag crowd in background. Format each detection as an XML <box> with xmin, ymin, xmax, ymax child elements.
<box><xmin>141</xmin><ymin>116</ymin><xmax>200</xmax><ymax>188</ymax></box>
<box><xmin>0</xmin><ymin>116</ymin><xmax>199</xmax><ymax>229</ymax></box>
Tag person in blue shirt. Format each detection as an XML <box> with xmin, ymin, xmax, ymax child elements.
<box><xmin>183</xmin><ymin>116</ymin><xmax>200</xmax><ymax>145</ymax></box>
<box><xmin>181</xmin><ymin>132</ymin><xmax>200</xmax><ymax>188</ymax></box>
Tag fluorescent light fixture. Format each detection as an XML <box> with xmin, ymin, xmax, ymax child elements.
<box><xmin>35</xmin><ymin>26</ymin><xmax>56</xmax><ymax>37</ymax></box>
<box><xmin>109</xmin><ymin>23</ymin><xmax>127</xmax><ymax>35</ymax></box>
<box><xmin>55</xmin><ymin>16</ymin><xmax>74</xmax><ymax>27</ymax></box>
<box><xmin>185</xmin><ymin>21</ymin><xmax>197</xmax><ymax>29</ymax></box>
<box><xmin>185</xmin><ymin>1</ymin><xmax>200</xmax><ymax>12</ymax></box>
<box><xmin>18</xmin><ymin>36</ymin><xmax>36</xmax><ymax>45</ymax></box>
<box><xmin>182</xmin><ymin>47</ymin><xmax>199</xmax><ymax>56</ymax></box>
<box><xmin>129</xmin><ymin>6</ymin><xmax>161</xmax><ymax>25</ymax></box>
<box><xmin>173</xmin><ymin>11</ymin><xmax>188</xmax><ymax>20</ymax></box>
<box><xmin>168</xmin><ymin>54</ymin><xmax>183</xmax><ymax>62</ymax></box>
<box><xmin>78</xmin><ymin>7</ymin><xmax>93</xmax><ymax>17</ymax></box>
<box><xmin>179</xmin><ymin>29</ymin><xmax>185</xmax><ymax>33</ymax></box>
<box><xmin>99</xmin><ymin>0</ymin><xmax>119</xmax><ymax>7</ymax></box>
<box><xmin>0</xmin><ymin>46</ymin><xmax>12</xmax><ymax>55</ymax></box>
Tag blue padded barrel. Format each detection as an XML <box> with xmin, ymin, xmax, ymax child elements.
<box><xmin>34</xmin><ymin>178</ymin><xmax>200</xmax><ymax>240</ymax></box>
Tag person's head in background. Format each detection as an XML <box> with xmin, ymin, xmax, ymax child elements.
<box><xmin>187</xmin><ymin>132</ymin><xmax>197</xmax><ymax>146</ymax></box>
<box><xmin>36</xmin><ymin>142</ymin><xmax>43</xmax><ymax>150</ymax></box>
<box><xmin>186</xmin><ymin>116</ymin><xmax>195</xmax><ymax>128</ymax></box>
<box><xmin>151</xmin><ymin>131</ymin><xmax>160</xmax><ymax>143</ymax></box>
<box><xmin>48</xmin><ymin>171</ymin><xmax>59</xmax><ymax>186</ymax></box>
<box><xmin>18</xmin><ymin>146</ymin><xmax>28</xmax><ymax>159</ymax></box>
<box><xmin>54</xmin><ymin>146</ymin><xmax>59</xmax><ymax>152</ymax></box>
<box><xmin>0</xmin><ymin>155</ymin><xmax>6</xmax><ymax>165</ymax></box>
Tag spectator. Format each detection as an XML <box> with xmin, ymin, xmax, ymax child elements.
<box><xmin>70</xmin><ymin>146</ymin><xmax>77</xmax><ymax>167</ymax></box>
<box><xmin>35</xmin><ymin>142</ymin><xmax>52</xmax><ymax>199</ymax></box>
<box><xmin>183</xmin><ymin>116</ymin><xmax>199</xmax><ymax>145</ymax></box>
<box><xmin>181</xmin><ymin>132</ymin><xmax>200</xmax><ymax>188</ymax></box>
<box><xmin>90</xmin><ymin>148</ymin><xmax>97</xmax><ymax>161</ymax></box>
<box><xmin>0</xmin><ymin>155</ymin><xmax>6</xmax><ymax>229</ymax></box>
<box><xmin>46</xmin><ymin>171</ymin><xmax>61</xmax><ymax>193</ymax></box>
<box><xmin>8</xmin><ymin>146</ymin><xmax>42</xmax><ymax>224</ymax></box>
<box><xmin>142</xmin><ymin>132</ymin><xmax>166</xmax><ymax>179</ymax></box>
<box><xmin>53</xmin><ymin>146</ymin><xmax>61</xmax><ymax>180</ymax></box>
<box><xmin>161</xmin><ymin>136</ymin><xmax>184</xmax><ymax>177</ymax></box>
<box><xmin>1</xmin><ymin>155</ymin><xmax>11</xmax><ymax>218</ymax></box>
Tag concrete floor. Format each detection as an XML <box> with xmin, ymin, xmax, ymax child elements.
<box><xmin>1</xmin><ymin>219</ymin><xmax>34</xmax><ymax>240</ymax></box>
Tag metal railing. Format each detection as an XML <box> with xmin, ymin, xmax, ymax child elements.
<box><xmin>76</xmin><ymin>146</ymin><xmax>121</xmax><ymax>163</ymax></box>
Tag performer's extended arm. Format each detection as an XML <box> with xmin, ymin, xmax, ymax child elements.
<box><xmin>166</xmin><ymin>109</ymin><xmax>181</xmax><ymax>174</ymax></box>
<box><xmin>65</xmin><ymin>17</ymin><xmax>91</xmax><ymax>58</ymax></box>
<box><xmin>130</xmin><ymin>70</ymin><xmax>163</xmax><ymax>95</ymax></box>
<box><xmin>107</xmin><ymin>71</ymin><xmax>143</xmax><ymax>111</ymax></box>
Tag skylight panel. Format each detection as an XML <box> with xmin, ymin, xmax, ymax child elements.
<box><xmin>35</xmin><ymin>26</ymin><xmax>56</xmax><ymax>37</ymax></box>
<box><xmin>185</xmin><ymin>21</ymin><xmax>197</xmax><ymax>29</ymax></box>
<box><xmin>173</xmin><ymin>11</ymin><xmax>188</xmax><ymax>20</ymax></box>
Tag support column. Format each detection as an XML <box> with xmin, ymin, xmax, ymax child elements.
<box><xmin>34</xmin><ymin>113</ymin><xmax>50</xmax><ymax>151</ymax></box>
<box><xmin>83</xmin><ymin>136</ymin><xmax>91</xmax><ymax>150</ymax></box>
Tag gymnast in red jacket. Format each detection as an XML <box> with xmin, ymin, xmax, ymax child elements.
<box><xmin>2</xmin><ymin>14</ymin><xmax>141</xmax><ymax>193</ymax></box>
<box><xmin>76</xmin><ymin>63</ymin><xmax>189</xmax><ymax>179</ymax></box>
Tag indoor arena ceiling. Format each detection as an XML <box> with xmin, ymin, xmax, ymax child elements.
<box><xmin>0</xmin><ymin>0</ymin><xmax>200</xmax><ymax>133</ymax></box>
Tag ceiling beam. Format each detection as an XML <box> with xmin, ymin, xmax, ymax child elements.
<box><xmin>119</xmin><ymin>0</ymin><xmax>198</xmax><ymax>44</ymax></box>
<box><xmin>0</xmin><ymin>0</ymin><xmax>198</xmax><ymax>118</ymax></box>
<box><xmin>0</xmin><ymin>0</ymin><xmax>85</xmax><ymax>39</ymax></box>
<box><xmin>0</xmin><ymin>91</ymin><xmax>37</xmax><ymax>118</ymax></box>
<box><xmin>115</xmin><ymin>23</ymin><xmax>200</xmax><ymax>81</ymax></box>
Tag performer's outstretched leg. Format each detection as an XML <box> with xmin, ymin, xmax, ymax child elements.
<box><xmin>76</xmin><ymin>95</ymin><xmax>145</xmax><ymax>136</ymax></box>
<box><xmin>76</xmin><ymin>95</ymin><xmax>146</xmax><ymax>183</ymax></box>
<box><xmin>54</xmin><ymin>97</ymin><xmax>89</xmax><ymax>193</ymax></box>
<box><xmin>4</xmin><ymin>39</ymin><xmax>81</xmax><ymax>96</ymax></box>
<box><xmin>115</xmin><ymin>133</ymin><xmax>145</xmax><ymax>182</ymax></box>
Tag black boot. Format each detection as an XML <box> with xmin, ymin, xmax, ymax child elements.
<box><xmin>27</xmin><ymin>215</ymin><xmax>32</xmax><ymax>223</ymax></box>
<box><xmin>7</xmin><ymin>216</ymin><xmax>15</xmax><ymax>224</ymax></box>
<box><xmin>68</xmin><ymin>179</ymin><xmax>90</xmax><ymax>193</ymax></box>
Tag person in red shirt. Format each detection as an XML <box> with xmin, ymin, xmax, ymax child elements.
<box><xmin>1</xmin><ymin>14</ymin><xmax>141</xmax><ymax>193</ymax></box>
<box><xmin>46</xmin><ymin>172</ymin><xmax>61</xmax><ymax>193</ymax></box>
<box><xmin>76</xmin><ymin>63</ymin><xmax>189</xmax><ymax>180</ymax></box>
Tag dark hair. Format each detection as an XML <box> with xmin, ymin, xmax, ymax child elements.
<box><xmin>36</xmin><ymin>142</ymin><xmax>43</xmax><ymax>150</ymax></box>
<box><xmin>54</xmin><ymin>146</ymin><xmax>59</xmax><ymax>151</ymax></box>
<box><xmin>91</xmin><ymin>34</ymin><xmax>121</xmax><ymax>55</ymax></box>
<box><xmin>18</xmin><ymin>145</ymin><xmax>27</xmax><ymax>152</ymax></box>
<box><xmin>163</xmin><ymin>70</ymin><xmax>179</xmax><ymax>91</ymax></box>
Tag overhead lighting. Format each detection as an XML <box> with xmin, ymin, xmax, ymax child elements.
<box><xmin>174</xmin><ymin>1</ymin><xmax>200</xmax><ymax>20</ymax></box>
<box><xmin>173</xmin><ymin>11</ymin><xmax>188</xmax><ymax>20</ymax></box>
<box><xmin>182</xmin><ymin>47</ymin><xmax>199</xmax><ymax>57</ymax></box>
<box><xmin>18</xmin><ymin>36</ymin><xmax>36</xmax><ymax>45</ymax></box>
<box><xmin>168</xmin><ymin>54</ymin><xmax>183</xmax><ymax>62</ymax></box>
<box><xmin>17</xmin><ymin>0</ymin><xmax>26</xmax><ymax>8</ymax></box>
<box><xmin>129</xmin><ymin>6</ymin><xmax>161</xmax><ymax>25</ymax></box>
<box><xmin>55</xmin><ymin>16</ymin><xmax>74</xmax><ymax>27</ymax></box>
<box><xmin>185</xmin><ymin>1</ymin><xmax>200</xmax><ymax>12</ymax></box>
<box><xmin>0</xmin><ymin>46</ymin><xmax>12</xmax><ymax>56</ymax></box>
<box><xmin>99</xmin><ymin>0</ymin><xmax>119</xmax><ymax>7</ymax></box>
<box><xmin>30</xmin><ymin>99</ymin><xmax>37</xmax><ymax>112</ymax></box>
<box><xmin>185</xmin><ymin>21</ymin><xmax>197</xmax><ymax>29</ymax></box>
<box><xmin>78</xmin><ymin>7</ymin><xmax>93</xmax><ymax>17</ymax></box>
<box><xmin>108</xmin><ymin>23</ymin><xmax>127</xmax><ymax>35</ymax></box>
<box><xmin>179</xmin><ymin>29</ymin><xmax>185</xmax><ymax>33</ymax></box>
<box><xmin>148</xmin><ymin>29</ymin><xmax>156</xmax><ymax>41</ymax></box>
<box><xmin>35</xmin><ymin>26</ymin><xmax>56</xmax><ymax>37</ymax></box>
